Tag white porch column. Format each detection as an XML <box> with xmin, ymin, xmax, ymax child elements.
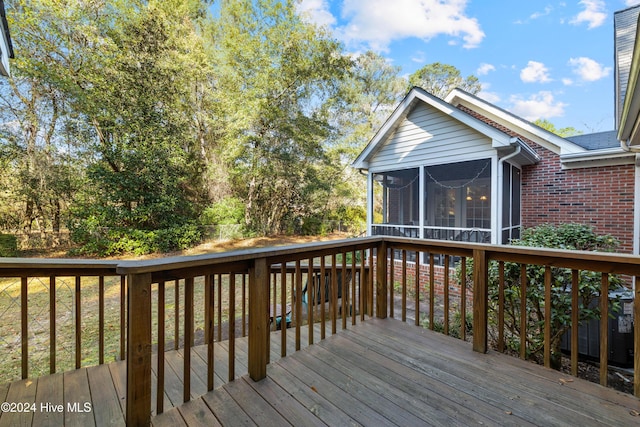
<box><xmin>367</xmin><ymin>171</ymin><xmax>373</xmax><ymax>236</ymax></box>
<box><xmin>490</xmin><ymin>156</ymin><xmax>499</xmax><ymax>244</ymax></box>
<box><xmin>419</xmin><ymin>166</ymin><xmax>425</xmax><ymax>240</ymax></box>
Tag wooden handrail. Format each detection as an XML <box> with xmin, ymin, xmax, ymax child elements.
<box><xmin>4</xmin><ymin>235</ymin><xmax>640</xmax><ymax>426</ymax></box>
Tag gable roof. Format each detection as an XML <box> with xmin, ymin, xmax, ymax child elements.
<box><xmin>444</xmin><ymin>89</ymin><xmax>586</xmax><ymax>156</ymax></box>
<box><xmin>352</xmin><ymin>87</ymin><xmax>524</xmax><ymax>170</ymax></box>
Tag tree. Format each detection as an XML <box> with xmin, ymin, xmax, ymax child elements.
<box><xmin>408</xmin><ymin>62</ymin><xmax>480</xmax><ymax>99</ymax></box>
<box><xmin>0</xmin><ymin>0</ymin><xmax>96</xmax><ymax>236</ymax></box>
<box><xmin>66</xmin><ymin>1</ymin><xmax>210</xmax><ymax>254</ymax></box>
<box><xmin>333</xmin><ymin>51</ymin><xmax>406</xmax><ymax>157</ymax></box>
<box><xmin>534</xmin><ymin>119</ymin><xmax>582</xmax><ymax>138</ymax></box>
<box><xmin>321</xmin><ymin>51</ymin><xmax>405</xmax><ymax>233</ymax></box>
<box><xmin>209</xmin><ymin>0</ymin><xmax>351</xmax><ymax>235</ymax></box>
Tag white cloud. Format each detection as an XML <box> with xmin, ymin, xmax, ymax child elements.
<box><xmin>478</xmin><ymin>83</ymin><xmax>500</xmax><ymax>103</ymax></box>
<box><xmin>568</xmin><ymin>57</ymin><xmax>611</xmax><ymax>81</ymax></box>
<box><xmin>520</xmin><ymin>61</ymin><xmax>552</xmax><ymax>83</ymax></box>
<box><xmin>626</xmin><ymin>1</ymin><xmax>640</xmax><ymax>6</ymax></box>
<box><xmin>477</xmin><ymin>63</ymin><xmax>495</xmax><ymax>75</ymax></box>
<box><xmin>411</xmin><ymin>51</ymin><xmax>426</xmax><ymax>63</ymax></box>
<box><xmin>569</xmin><ymin>0</ymin><xmax>606</xmax><ymax>29</ymax></box>
<box><xmin>509</xmin><ymin>92</ymin><xmax>567</xmax><ymax>121</ymax></box>
<box><xmin>296</xmin><ymin>0</ymin><xmax>336</xmax><ymax>28</ymax></box>
<box><xmin>338</xmin><ymin>0</ymin><xmax>485</xmax><ymax>52</ymax></box>
<box><xmin>562</xmin><ymin>78</ymin><xmax>574</xmax><ymax>86</ymax></box>
<box><xmin>530</xmin><ymin>6</ymin><xmax>553</xmax><ymax>20</ymax></box>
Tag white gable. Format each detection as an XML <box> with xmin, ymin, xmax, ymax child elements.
<box><xmin>366</xmin><ymin>102</ymin><xmax>495</xmax><ymax>172</ymax></box>
<box><xmin>353</xmin><ymin>87</ymin><xmax>514</xmax><ymax>170</ymax></box>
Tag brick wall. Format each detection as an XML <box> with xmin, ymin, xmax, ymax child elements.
<box><xmin>521</xmin><ymin>142</ymin><xmax>635</xmax><ymax>253</ymax></box>
<box><xmin>388</xmin><ymin>259</ymin><xmax>473</xmax><ymax>310</ymax></box>
<box><xmin>457</xmin><ymin>104</ymin><xmax>636</xmax><ymax>253</ymax></box>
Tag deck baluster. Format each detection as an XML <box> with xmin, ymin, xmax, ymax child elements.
<box><xmin>376</xmin><ymin>241</ymin><xmax>388</xmax><ymax>319</ymax></box>
<box><xmin>600</xmin><ymin>273</ymin><xmax>609</xmax><ymax>387</ymax></box>
<box><xmin>472</xmin><ymin>248</ymin><xmax>488</xmax><ymax>353</ymax></box>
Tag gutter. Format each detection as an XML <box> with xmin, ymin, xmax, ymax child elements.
<box><xmin>561</xmin><ymin>147</ymin><xmax>635</xmax><ymax>169</ymax></box>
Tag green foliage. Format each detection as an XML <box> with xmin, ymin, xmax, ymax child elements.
<box><xmin>64</xmin><ymin>2</ymin><xmax>208</xmax><ymax>253</ymax></box>
<box><xmin>459</xmin><ymin>224</ymin><xmax>623</xmax><ymax>367</ymax></box>
<box><xmin>69</xmin><ymin>222</ymin><xmax>202</xmax><ymax>257</ymax></box>
<box><xmin>200</xmin><ymin>197</ymin><xmax>245</xmax><ymax>225</ymax></box>
<box><xmin>421</xmin><ymin>311</ymin><xmax>472</xmax><ymax>339</ymax></box>
<box><xmin>0</xmin><ymin>234</ymin><xmax>18</xmax><ymax>257</ymax></box>
<box><xmin>211</xmin><ymin>0</ymin><xmax>352</xmax><ymax>235</ymax></box>
<box><xmin>408</xmin><ymin>62</ymin><xmax>481</xmax><ymax>99</ymax></box>
<box><xmin>534</xmin><ymin>119</ymin><xmax>582</xmax><ymax>138</ymax></box>
<box><xmin>327</xmin><ymin>205</ymin><xmax>366</xmax><ymax>234</ymax></box>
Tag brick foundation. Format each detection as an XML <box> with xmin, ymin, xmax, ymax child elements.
<box><xmin>387</xmin><ymin>258</ymin><xmax>473</xmax><ymax>310</ymax></box>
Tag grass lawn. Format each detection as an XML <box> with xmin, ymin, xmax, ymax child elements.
<box><xmin>0</xmin><ymin>233</ymin><xmax>348</xmax><ymax>383</ymax></box>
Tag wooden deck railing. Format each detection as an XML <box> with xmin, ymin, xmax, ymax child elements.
<box><xmin>2</xmin><ymin>236</ymin><xmax>640</xmax><ymax>425</ymax></box>
<box><xmin>0</xmin><ymin>259</ymin><xmax>122</xmax><ymax>380</ymax></box>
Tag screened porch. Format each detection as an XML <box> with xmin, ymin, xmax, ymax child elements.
<box><xmin>370</xmin><ymin>157</ymin><xmax>523</xmax><ymax>245</ymax></box>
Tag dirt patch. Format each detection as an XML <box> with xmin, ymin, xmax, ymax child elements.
<box><xmin>148</xmin><ymin>232</ymin><xmax>351</xmax><ymax>259</ymax></box>
<box><xmin>559</xmin><ymin>356</ymin><xmax>634</xmax><ymax>395</ymax></box>
<box><xmin>18</xmin><ymin>232</ymin><xmax>351</xmax><ymax>259</ymax></box>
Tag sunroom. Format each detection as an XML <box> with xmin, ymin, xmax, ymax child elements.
<box><xmin>354</xmin><ymin>87</ymin><xmax>540</xmax><ymax>247</ymax></box>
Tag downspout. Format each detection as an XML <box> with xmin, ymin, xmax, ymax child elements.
<box><xmin>497</xmin><ymin>143</ymin><xmax>521</xmax><ymax>245</ymax></box>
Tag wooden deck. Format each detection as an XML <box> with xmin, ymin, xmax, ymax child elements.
<box><xmin>2</xmin><ymin>318</ymin><xmax>639</xmax><ymax>426</ymax></box>
<box><xmin>154</xmin><ymin>319</ymin><xmax>640</xmax><ymax>427</ymax></box>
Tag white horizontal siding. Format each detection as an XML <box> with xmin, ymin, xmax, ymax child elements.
<box><xmin>368</xmin><ymin>102</ymin><xmax>495</xmax><ymax>171</ymax></box>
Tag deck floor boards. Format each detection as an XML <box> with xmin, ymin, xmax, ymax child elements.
<box><xmin>32</xmin><ymin>372</ymin><xmax>64</xmax><ymax>427</ymax></box>
<box><xmin>1</xmin><ymin>318</ymin><xmax>639</xmax><ymax>426</ymax></box>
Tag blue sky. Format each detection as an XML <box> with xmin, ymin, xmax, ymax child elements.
<box><xmin>297</xmin><ymin>0</ymin><xmax>640</xmax><ymax>133</ymax></box>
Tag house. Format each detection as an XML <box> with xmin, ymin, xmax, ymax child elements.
<box><xmin>354</xmin><ymin>6</ymin><xmax>640</xmax><ymax>258</ymax></box>
<box><xmin>0</xmin><ymin>0</ymin><xmax>13</xmax><ymax>76</ymax></box>
<box><xmin>353</xmin><ymin>87</ymin><xmax>636</xmax><ymax>255</ymax></box>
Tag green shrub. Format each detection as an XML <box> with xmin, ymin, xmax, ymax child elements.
<box><xmin>69</xmin><ymin>223</ymin><xmax>203</xmax><ymax>256</ymax></box>
<box><xmin>300</xmin><ymin>216</ymin><xmax>327</xmax><ymax>236</ymax></box>
<box><xmin>329</xmin><ymin>205</ymin><xmax>366</xmax><ymax>233</ymax></box>
<box><xmin>458</xmin><ymin>223</ymin><xmax>623</xmax><ymax>368</ymax></box>
<box><xmin>0</xmin><ymin>234</ymin><xmax>17</xmax><ymax>257</ymax></box>
<box><xmin>421</xmin><ymin>311</ymin><xmax>472</xmax><ymax>339</ymax></box>
<box><xmin>200</xmin><ymin>197</ymin><xmax>245</xmax><ymax>225</ymax></box>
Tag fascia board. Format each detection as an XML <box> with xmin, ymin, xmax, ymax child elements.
<box><xmin>561</xmin><ymin>147</ymin><xmax>636</xmax><ymax>169</ymax></box>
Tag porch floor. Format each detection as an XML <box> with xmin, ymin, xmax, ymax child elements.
<box><xmin>2</xmin><ymin>319</ymin><xmax>639</xmax><ymax>426</ymax></box>
<box><xmin>155</xmin><ymin>318</ymin><xmax>640</xmax><ymax>426</ymax></box>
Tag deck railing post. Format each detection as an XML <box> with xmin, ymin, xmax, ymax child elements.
<box><xmin>248</xmin><ymin>257</ymin><xmax>269</xmax><ymax>381</ymax></box>
<box><xmin>472</xmin><ymin>248</ymin><xmax>488</xmax><ymax>353</ymax></box>
<box><xmin>126</xmin><ymin>272</ymin><xmax>152</xmax><ymax>426</ymax></box>
<box><xmin>376</xmin><ymin>241</ymin><xmax>388</xmax><ymax>319</ymax></box>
